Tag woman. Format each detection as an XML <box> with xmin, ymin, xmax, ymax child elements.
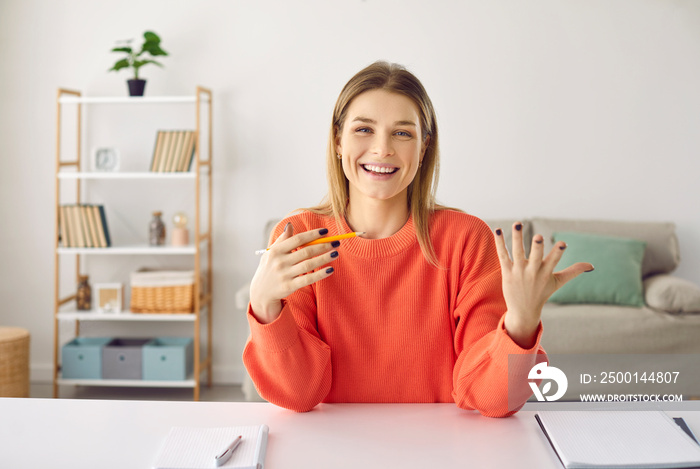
<box><xmin>243</xmin><ymin>61</ymin><xmax>592</xmax><ymax>417</ymax></box>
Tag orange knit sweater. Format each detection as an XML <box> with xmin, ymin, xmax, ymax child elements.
<box><xmin>243</xmin><ymin>209</ymin><xmax>547</xmax><ymax>417</ymax></box>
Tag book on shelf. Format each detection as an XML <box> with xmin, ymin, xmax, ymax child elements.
<box><xmin>58</xmin><ymin>204</ymin><xmax>111</xmax><ymax>248</ymax></box>
<box><xmin>80</xmin><ymin>205</ymin><xmax>94</xmax><ymax>248</ymax></box>
<box><xmin>150</xmin><ymin>131</ymin><xmax>165</xmax><ymax>172</ymax></box>
<box><xmin>59</xmin><ymin>205</ymin><xmax>72</xmax><ymax>248</ymax></box>
<box><xmin>70</xmin><ymin>205</ymin><xmax>85</xmax><ymax>247</ymax></box>
<box><xmin>150</xmin><ymin>130</ymin><xmax>196</xmax><ymax>173</ymax></box>
<box><xmin>96</xmin><ymin>205</ymin><xmax>111</xmax><ymax>247</ymax></box>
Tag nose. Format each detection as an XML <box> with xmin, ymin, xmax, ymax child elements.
<box><xmin>370</xmin><ymin>131</ymin><xmax>394</xmax><ymax>157</ymax></box>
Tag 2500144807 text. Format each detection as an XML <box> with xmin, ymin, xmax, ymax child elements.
<box><xmin>580</xmin><ymin>371</ymin><xmax>680</xmax><ymax>384</ymax></box>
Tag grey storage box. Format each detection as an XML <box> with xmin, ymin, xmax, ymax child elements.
<box><xmin>143</xmin><ymin>337</ymin><xmax>194</xmax><ymax>381</ymax></box>
<box><xmin>102</xmin><ymin>338</ymin><xmax>151</xmax><ymax>380</ymax></box>
<box><xmin>61</xmin><ymin>337</ymin><xmax>112</xmax><ymax>379</ymax></box>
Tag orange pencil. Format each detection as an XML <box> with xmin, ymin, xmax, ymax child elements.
<box><xmin>255</xmin><ymin>232</ymin><xmax>365</xmax><ymax>255</ymax></box>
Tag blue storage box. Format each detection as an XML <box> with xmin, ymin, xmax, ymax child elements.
<box><xmin>143</xmin><ymin>337</ymin><xmax>193</xmax><ymax>381</ymax></box>
<box><xmin>61</xmin><ymin>337</ymin><xmax>112</xmax><ymax>379</ymax></box>
<box><xmin>102</xmin><ymin>338</ymin><xmax>151</xmax><ymax>380</ymax></box>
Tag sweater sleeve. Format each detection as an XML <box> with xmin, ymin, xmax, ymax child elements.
<box><xmin>451</xmin><ymin>220</ymin><xmax>548</xmax><ymax>418</ymax></box>
<box><xmin>242</xmin><ymin>218</ymin><xmax>332</xmax><ymax>412</ymax></box>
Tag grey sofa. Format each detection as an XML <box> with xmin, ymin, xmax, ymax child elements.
<box><xmin>238</xmin><ymin>217</ymin><xmax>700</xmax><ymax>402</ymax></box>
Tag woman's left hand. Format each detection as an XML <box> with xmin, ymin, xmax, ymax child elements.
<box><xmin>494</xmin><ymin>222</ymin><xmax>594</xmax><ymax>349</ymax></box>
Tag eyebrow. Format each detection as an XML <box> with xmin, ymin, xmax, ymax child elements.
<box><xmin>351</xmin><ymin>116</ymin><xmax>417</xmax><ymax>127</ymax></box>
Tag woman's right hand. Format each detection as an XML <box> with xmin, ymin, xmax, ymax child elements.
<box><xmin>249</xmin><ymin>223</ymin><xmax>339</xmax><ymax>324</ymax></box>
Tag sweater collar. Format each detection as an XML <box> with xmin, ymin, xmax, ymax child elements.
<box><xmin>339</xmin><ymin>213</ymin><xmax>417</xmax><ymax>258</ymax></box>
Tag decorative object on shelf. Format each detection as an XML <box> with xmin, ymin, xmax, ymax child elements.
<box><xmin>149</xmin><ymin>211</ymin><xmax>166</xmax><ymax>246</ymax></box>
<box><xmin>150</xmin><ymin>130</ymin><xmax>196</xmax><ymax>172</ymax></box>
<box><xmin>92</xmin><ymin>147</ymin><xmax>120</xmax><ymax>172</ymax></box>
<box><xmin>102</xmin><ymin>338</ymin><xmax>151</xmax><ymax>379</ymax></box>
<box><xmin>59</xmin><ymin>204</ymin><xmax>111</xmax><ymax>248</ymax></box>
<box><xmin>76</xmin><ymin>275</ymin><xmax>92</xmax><ymax>311</ymax></box>
<box><xmin>172</xmin><ymin>212</ymin><xmax>189</xmax><ymax>247</ymax></box>
<box><xmin>95</xmin><ymin>283</ymin><xmax>123</xmax><ymax>313</ymax></box>
<box><xmin>108</xmin><ymin>31</ymin><xmax>168</xmax><ymax>97</ymax></box>
<box><xmin>130</xmin><ymin>269</ymin><xmax>196</xmax><ymax>314</ymax></box>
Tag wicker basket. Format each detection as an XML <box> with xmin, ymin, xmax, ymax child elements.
<box><xmin>0</xmin><ymin>327</ymin><xmax>30</xmax><ymax>397</ymax></box>
<box><xmin>130</xmin><ymin>270</ymin><xmax>195</xmax><ymax>314</ymax></box>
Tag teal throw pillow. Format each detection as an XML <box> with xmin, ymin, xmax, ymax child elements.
<box><xmin>548</xmin><ymin>232</ymin><xmax>647</xmax><ymax>307</ymax></box>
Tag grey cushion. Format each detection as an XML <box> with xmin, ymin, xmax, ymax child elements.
<box><xmin>530</xmin><ymin>218</ymin><xmax>679</xmax><ymax>277</ymax></box>
<box><xmin>644</xmin><ymin>274</ymin><xmax>700</xmax><ymax>314</ymax></box>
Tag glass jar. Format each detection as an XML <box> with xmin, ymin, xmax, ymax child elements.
<box><xmin>76</xmin><ymin>275</ymin><xmax>92</xmax><ymax>311</ymax></box>
<box><xmin>149</xmin><ymin>211</ymin><xmax>166</xmax><ymax>246</ymax></box>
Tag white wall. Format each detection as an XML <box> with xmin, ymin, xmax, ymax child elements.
<box><xmin>1</xmin><ymin>0</ymin><xmax>699</xmax><ymax>385</ymax></box>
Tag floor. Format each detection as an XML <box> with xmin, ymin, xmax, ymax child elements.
<box><xmin>30</xmin><ymin>382</ymin><xmax>247</xmax><ymax>402</ymax></box>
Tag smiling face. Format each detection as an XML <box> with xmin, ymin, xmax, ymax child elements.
<box><xmin>336</xmin><ymin>89</ymin><xmax>429</xmax><ymax>207</ymax></box>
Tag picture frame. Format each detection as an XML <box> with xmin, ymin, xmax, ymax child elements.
<box><xmin>92</xmin><ymin>147</ymin><xmax>120</xmax><ymax>172</ymax></box>
<box><xmin>95</xmin><ymin>283</ymin><xmax>123</xmax><ymax>313</ymax></box>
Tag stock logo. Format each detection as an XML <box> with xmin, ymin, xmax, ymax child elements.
<box><xmin>528</xmin><ymin>362</ymin><xmax>568</xmax><ymax>402</ymax></box>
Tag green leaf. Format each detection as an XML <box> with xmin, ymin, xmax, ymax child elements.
<box><xmin>111</xmin><ymin>47</ymin><xmax>132</xmax><ymax>54</ymax></box>
<box><xmin>108</xmin><ymin>58</ymin><xmax>130</xmax><ymax>72</ymax></box>
<box><xmin>143</xmin><ymin>43</ymin><xmax>168</xmax><ymax>57</ymax></box>
<box><xmin>134</xmin><ymin>59</ymin><xmax>163</xmax><ymax>68</ymax></box>
<box><xmin>143</xmin><ymin>31</ymin><xmax>161</xmax><ymax>43</ymax></box>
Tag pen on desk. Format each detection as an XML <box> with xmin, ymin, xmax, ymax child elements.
<box><xmin>254</xmin><ymin>232</ymin><xmax>365</xmax><ymax>255</ymax></box>
<box><xmin>214</xmin><ymin>435</ymin><xmax>242</xmax><ymax>467</ymax></box>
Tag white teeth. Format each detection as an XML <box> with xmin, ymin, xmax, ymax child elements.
<box><xmin>363</xmin><ymin>164</ymin><xmax>397</xmax><ymax>174</ymax></box>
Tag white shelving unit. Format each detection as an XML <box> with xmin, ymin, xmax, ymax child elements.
<box><xmin>53</xmin><ymin>87</ymin><xmax>213</xmax><ymax>400</ymax></box>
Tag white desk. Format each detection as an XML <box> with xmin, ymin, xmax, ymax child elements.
<box><xmin>2</xmin><ymin>398</ymin><xmax>700</xmax><ymax>469</ymax></box>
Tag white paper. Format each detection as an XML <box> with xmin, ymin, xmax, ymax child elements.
<box><xmin>537</xmin><ymin>411</ymin><xmax>700</xmax><ymax>469</ymax></box>
<box><xmin>152</xmin><ymin>425</ymin><xmax>268</xmax><ymax>469</ymax></box>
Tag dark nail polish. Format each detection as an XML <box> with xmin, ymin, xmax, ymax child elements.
<box><xmin>535</xmin><ymin>239</ymin><xmax>543</xmax><ymax>244</ymax></box>
<box><xmin>326</xmin><ymin>267</ymin><xmax>334</xmax><ymax>274</ymax></box>
<box><xmin>560</xmin><ymin>244</ymin><xmax>567</xmax><ymax>250</ymax></box>
<box><xmin>495</xmin><ymin>229</ymin><xmax>502</xmax><ymax>236</ymax></box>
<box><xmin>585</xmin><ymin>266</ymin><xmax>595</xmax><ymax>272</ymax></box>
<box><xmin>330</xmin><ymin>250</ymin><xmax>339</xmax><ymax>258</ymax></box>
<box><xmin>319</xmin><ymin>228</ymin><xmax>329</xmax><ymax>235</ymax></box>
<box><xmin>331</xmin><ymin>240</ymin><xmax>340</xmax><ymax>248</ymax></box>
<box><xmin>515</xmin><ymin>224</ymin><xmax>522</xmax><ymax>231</ymax></box>
<box><xmin>284</xmin><ymin>222</ymin><xmax>291</xmax><ymax>233</ymax></box>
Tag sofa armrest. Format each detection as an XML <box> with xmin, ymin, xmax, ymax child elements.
<box><xmin>644</xmin><ymin>274</ymin><xmax>700</xmax><ymax>314</ymax></box>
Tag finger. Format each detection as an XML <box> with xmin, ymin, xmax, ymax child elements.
<box><xmin>553</xmin><ymin>262</ymin><xmax>595</xmax><ymax>289</ymax></box>
<box><xmin>542</xmin><ymin>240</ymin><xmax>568</xmax><ymax>273</ymax></box>
<box><xmin>275</xmin><ymin>227</ymin><xmax>331</xmax><ymax>253</ymax></box>
<box><xmin>287</xmin><ymin>241</ymin><xmax>339</xmax><ymax>267</ymax></box>
<box><xmin>289</xmin><ymin>248</ymin><xmax>339</xmax><ymax>278</ymax></box>
<box><xmin>270</xmin><ymin>222</ymin><xmax>293</xmax><ymax>247</ymax></box>
<box><xmin>527</xmin><ymin>234</ymin><xmax>544</xmax><ymax>271</ymax></box>
<box><xmin>511</xmin><ymin>222</ymin><xmax>526</xmax><ymax>263</ymax></box>
<box><xmin>493</xmin><ymin>228</ymin><xmax>513</xmax><ymax>270</ymax></box>
<box><xmin>290</xmin><ymin>265</ymin><xmax>335</xmax><ymax>290</ymax></box>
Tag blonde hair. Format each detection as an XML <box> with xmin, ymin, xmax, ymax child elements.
<box><xmin>305</xmin><ymin>61</ymin><xmax>456</xmax><ymax>267</ymax></box>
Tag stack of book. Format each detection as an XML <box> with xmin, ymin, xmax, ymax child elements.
<box><xmin>150</xmin><ymin>130</ymin><xmax>197</xmax><ymax>172</ymax></box>
<box><xmin>59</xmin><ymin>204</ymin><xmax>111</xmax><ymax>248</ymax></box>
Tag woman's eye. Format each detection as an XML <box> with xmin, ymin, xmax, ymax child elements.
<box><xmin>395</xmin><ymin>131</ymin><xmax>412</xmax><ymax>138</ymax></box>
<box><xmin>355</xmin><ymin>127</ymin><xmax>372</xmax><ymax>133</ymax></box>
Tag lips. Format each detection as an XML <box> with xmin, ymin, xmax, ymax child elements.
<box><xmin>361</xmin><ymin>164</ymin><xmax>399</xmax><ymax>174</ymax></box>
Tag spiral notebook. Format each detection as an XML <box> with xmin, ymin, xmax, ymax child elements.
<box><xmin>152</xmin><ymin>425</ymin><xmax>269</xmax><ymax>469</ymax></box>
<box><xmin>535</xmin><ymin>411</ymin><xmax>700</xmax><ymax>469</ymax></box>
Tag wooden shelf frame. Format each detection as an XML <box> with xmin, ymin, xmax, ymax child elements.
<box><xmin>53</xmin><ymin>87</ymin><xmax>213</xmax><ymax>400</ymax></box>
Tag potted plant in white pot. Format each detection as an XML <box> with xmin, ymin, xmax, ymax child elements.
<box><xmin>108</xmin><ymin>31</ymin><xmax>168</xmax><ymax>96</ymax></box>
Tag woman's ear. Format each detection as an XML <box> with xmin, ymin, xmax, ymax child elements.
<box><xmin>420</xmin><ymin>134</ymin><xmax>431</xmax><ymax>160</ymax></box>
<box><xmin>334</xmin><ymin>126</ymin><xmax>343</xmax><ymax>156</ymax></box>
